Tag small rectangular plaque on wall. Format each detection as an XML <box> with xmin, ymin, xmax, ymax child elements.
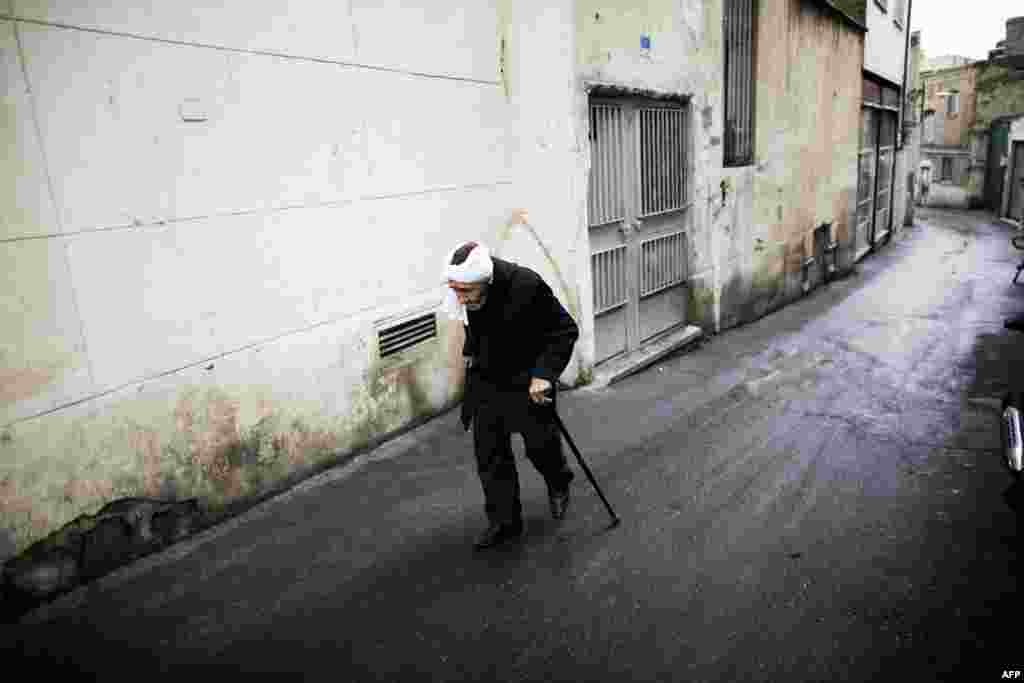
<box><xmin>179</xmin><ymin>98</ymin><xmax>208</xmax><ymax>122</ymax></box>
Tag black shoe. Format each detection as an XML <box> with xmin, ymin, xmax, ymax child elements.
<box><xmin>473</xmin><ymin>522</ymin><xmax>523</xmax><ymax>550</ymax></box>
<box><xmin>549</xmin><ymin>485</ymin><xmax>571</xmax><ymax>520</ymax></box>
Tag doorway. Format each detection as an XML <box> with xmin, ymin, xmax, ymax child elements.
<box><xmin>588</xmin><ymin>96</ymin><xmax>692</xmax><ymax>365</ymax></box>
<box><xmin>855</xmin><ymin>106</ymin><xmax>898</xmax><ymax>259</ymax></box>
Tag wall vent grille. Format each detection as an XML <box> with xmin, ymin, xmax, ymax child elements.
<box><xmin>378</xmin><ymin>312</ymin><xmax>437</xmax><ymax>358</ymax></box>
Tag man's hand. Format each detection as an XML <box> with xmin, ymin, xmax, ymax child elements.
<box><xmin>461</xmin><ymin>358</ymin><xmax>477</xmax><ymax>432</ymax></box>
<box><xmin>529</xmin><ymin>377</ymin><xmax>553</xmax><ymax>406</ymax></box>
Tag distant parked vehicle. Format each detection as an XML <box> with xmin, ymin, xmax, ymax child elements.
<box><xmin>1002</xmin><ymin>316</ymin><xmax>1024</xmax><ymax>477</ymax></box>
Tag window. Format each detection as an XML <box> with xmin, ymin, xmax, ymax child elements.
<box><xmin>723</xmin><ymin>0</ymin><xmax>756</xmax><ymax>166</ymax></box>
<box><xmin>588</xmin><ymin>98</ymin><xmax>690</xmax><ymax>227</ymax></box>
<box><xmin>639</xmin><ymin>106</ymin><xmax>689</xmax><ymax>216</ymax></box>
<box><xmin>947</xmin><ymin>91</ymin><xmax>959</xmax><ymax>115</ymax></box>
<box><xmin>882</xmin><ymin>85</ymin><xmax>900</xmax><ymax>109</ymax></box>
<box><xmin>941</xmin><ymin>157</ymin><xmax>953</xmax><ymax>180</ymax></box>
<box><xmin>863</xmin><ymin>78</ymin><xmax>882</xmax><ymax>105</ymax></box>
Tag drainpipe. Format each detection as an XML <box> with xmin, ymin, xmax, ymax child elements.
<box><xmin>899</xmin><ymin>0</ymin><xmax>913</xmax><ymax>151</ymax></box>
<box><xmin>888</xmin><ymin>0</ymin><xmax>913</xmax><ymax>239</ymax></box>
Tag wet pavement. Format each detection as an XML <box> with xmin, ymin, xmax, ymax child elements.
<box><xmin>7</xmin><ymin>208</ymin><xmax>1024</xmax><ymax>681</ymax></box>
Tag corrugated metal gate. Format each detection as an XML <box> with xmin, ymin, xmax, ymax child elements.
<box><xmin>855</xmin><ymin>109</ymin><xmax>877</xmax><ymax>260</ymax></box>
<box><xmin>874</xmin><ymin>112</ymin><xmax>896</xmax><ymax>242</ymax></box>
<box><xmin>856</xmin><ymin>82</ymin><xmax>899</xmax><ymax>260</ymax></box>
<box><xmin>588</xmin><ymin>97</ymin><xmax>690</xmax><ymax>365</ymax></box>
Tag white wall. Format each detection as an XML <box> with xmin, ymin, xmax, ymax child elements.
<box><xmin>864</xmin><ymin>0</ymin><xmax>908</xmax><ymax>86</ymax></box>
<box><xmin>0</xmin><ymin>1</ymin><xmax>521</xmax><ymax>557</ymax></box>
<box><xmin>2</xmin><ymin>2</ymin><xmax>510</xmax><ymax>419</ymax></box>
<box><xmin>498</xmin><ymin>0</ymin><xmax>588</xmax><ymax>382</ymax></box>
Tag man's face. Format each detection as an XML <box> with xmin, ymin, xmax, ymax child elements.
<box><xmin>448</xmin><ymin>280</ymin><xmax>488</xmax><ymax>310</ymax></box>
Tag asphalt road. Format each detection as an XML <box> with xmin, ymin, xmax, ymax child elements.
<box><xmin>8</xmin><ymin>208</ymin><xmax>1024</xmax><ymax>681</ymax></box>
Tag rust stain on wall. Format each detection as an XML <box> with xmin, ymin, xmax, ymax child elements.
<box><xmin>62</xmin><ymin>477</ymin><xmax>114</xmax><ymax>506</ymax></box>
<box><xmin>745</xmin><ymin>0</ymin><xmax>862</xmax><ymax>322</ymax></box>
<box><xmin>497</xmin><ymin>210</ymin><xmax>580</xmax><ymax>322</ymax></box>
<box><xmin>1</xmin><ymin>476</ymin><xmax>51</xmax><ymax>540</ymax></box>
<box><xmin>0</xmin><ymin>365</ymin><xmax>58</xmax><ymax>405</ymax></box>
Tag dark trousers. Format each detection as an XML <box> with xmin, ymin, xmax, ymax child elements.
<box><xmin>472</xmin><ymin>385</ymin><xmax>573</xmax><ymax>526</ymax></box>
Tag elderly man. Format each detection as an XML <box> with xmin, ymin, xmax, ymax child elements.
<box><xmin>443</xmin><ymin>241</ymin><xmax>580</xmax><ymax>549</ymax></box>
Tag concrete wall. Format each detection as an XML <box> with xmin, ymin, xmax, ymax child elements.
<box><xmin>897</xmin><ymin>127</ymin><xmax>920</xmax><ymax>226</ymax></box>
<box><xmin>902</xmin><ymin>31</ymin><xmax>923</xmax><ymax>227</ymax></box>
<box><xmin>0</xmin><ymin>1</ymin><xmax>522</xmax><ymax>560</ymax></box>
<box><xmin>864</xmin><ymin>0</ymin><xmax>907</xmax><ymax>87</ymax></box>
<box><xmin>926</xmin><ymin>55</ymin><xmax>973</xmax><ymax>71</ymax></box>
<box><xmin>0</xmin><ymin>0</ymin><xmax>868</xmax><ymax>561</ymax></box>
<box><xmin>920</xmin><ymin>149</ymin><xmax>971</xmax><ymax>187</ymax></box>
<box><xmin>974</xmin><ymin>64</ymin><xmax>1024</xmax><ymax>131</ymax></box>
<box><xmin>969</xmin><ymin>63</ymin><xmax>1024</xmax><ymax>204</ymax></box>
<box><xmin>496</xmin><ymin>0</ymin><xmax>590</xmax><ymax>384</ymax></box>
<box><xmin>921</xmin><ymin>65</ymin><xmax>978</xmax><ymax>149</ymax></box>
<box><xmin>738</xmin><ymin>1</ymin><xmax>863</xmax><ymax>325</ymax></box>
<box><xmin>572</xmin><ymin>0</ymin><xmax>863</xmax><ymax>333</ymax></box>
<box><xmin>574</xmin><ymin>0</ymin><xmax>722</xmax><ymax>334</ymax></box>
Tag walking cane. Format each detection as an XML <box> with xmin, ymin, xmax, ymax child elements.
<box><xmin>544</xmin><ymin>391</ymin><xmax>620</xmax><ymax>528</ymax></box>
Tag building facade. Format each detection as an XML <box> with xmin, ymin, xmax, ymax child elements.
<box><xmin>1</xmin><ymin>1</ymin><xmax>870</xmax><ymax>561</ymax></box>
<box><xmin>998</xmin><ymin>18</ymin><xmax>1024</xmax><ymax>224</ymax></box>
<box><xmin>920</xmin><ymin>61</ymin><xmax>977</xmax><ymax>189</ymax></box>
<box><xmin>834</xmin><ymin>0</ymin><xmax>916</xmax><ymax>261</ymax></box>
<box><xmin>976</xmin><ymin>17</ymin><xmax>1024</xmax><ymax>213</ymax></box>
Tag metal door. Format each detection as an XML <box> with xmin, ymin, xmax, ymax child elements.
<box><xmin>855</xmin><ymin>108</ymin><xmax>877</xmax><ymax>260</ymax></box>
<box><xmin>856</xmin><ymin>107</ymin><xmax>897</xmax><ymax>257</ymax></box>
<box><xmin>1011</xmin><ymin>142</ymin><xmax>1024</xmax><ymax>223</ymax></box>
<box><xmin>872</xmin><ymin>111</ymin><xmax>897</xmax><ymax>244</ymax></box>
<box><xmin>588</xmin><ymin>97</ymin><xmax>690</xmax><ymax>365</ymax></box>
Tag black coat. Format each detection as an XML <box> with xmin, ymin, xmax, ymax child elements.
<box><xmin>463</xmin><ymin>257</ymin><xmax>579</xmax><ymax>390</ymax></box>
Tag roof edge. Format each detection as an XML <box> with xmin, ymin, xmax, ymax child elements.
<box><xmin>814</xmin><ymin>0</ymin><xmax>868</xmax><ymax>33</ymax></box>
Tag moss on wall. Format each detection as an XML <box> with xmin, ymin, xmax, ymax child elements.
<box><xmin>575</xmin><ymin>364</ymin><xmax>594</xmax><ymax>388</ymax></box>
<box><xmin>741</xmin><ymin>0</ymin><xmax>862</xmax><ymax>327</ymax></box>
<box><xmin>975</xmin><ymin>63</ymin><xmax>1024</xmax><ymax>130</ymax></box>
<box><xmin>0</xmin><ymin>337</ymin><xmax>448</xmax><ymax>558</ymax></box>
<box><xmin>687</xmin><ymin>283</ymin><xmax>717</xmax><ymax>327</ymax></box>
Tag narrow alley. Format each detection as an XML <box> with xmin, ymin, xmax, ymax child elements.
<box><xmin>9</xmin><ymin>207</ymin><xmax>1024</xmax><ymax>681</ymax></box>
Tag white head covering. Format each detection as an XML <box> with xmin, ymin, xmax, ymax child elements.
<box><xmin>440</xmin><ymin>242</ymin><xmax>494</xmax><ymax>325</ymax></box>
